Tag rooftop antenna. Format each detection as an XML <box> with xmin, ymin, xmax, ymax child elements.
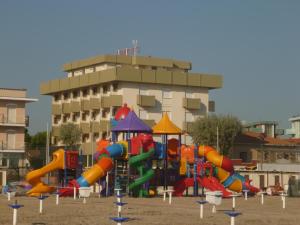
<box><xmin>116</xmin><ymin>40</ymin><xmax>140</xmax><ymax>56</ymax></box>
<box><xmin>132</xmin><ymin>40</ymin><xmax>139</xmax><ymax>56</ymax></box>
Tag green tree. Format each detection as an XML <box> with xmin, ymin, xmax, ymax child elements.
<box><xmin>59</xmin><ymin>123</ymin><xmax>82</xmax><ymax>149</ymax></box>
<box><xmin>25</xmin><ymin>131</ymin><xmax>47</xmax><ymax>169</ymax></box>
<box><xmin>190</xmin><ymin>114</ymin><xmax>242</xmax><ymax>155</ymax></box>
<box><xmin>31</xmin><ymin>131</ymin><xmax>47</xmax><ymax>149</ymax></box>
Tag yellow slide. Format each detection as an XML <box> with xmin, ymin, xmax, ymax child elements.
<box><xmin>26</xmin><ymin>149</ymin><xmax>65</xmax><ymax>196</ymax></box>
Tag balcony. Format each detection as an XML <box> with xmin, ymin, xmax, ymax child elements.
<box><xmin>137</xmin><ymin>95</ymin><xmax>156</xmax><ymax>107</ymax></box>
<box><xmin>90</xmin><ymin>98</ymin><xmax>101</xmax><ymax>109</ymax></box>
<box><xmin>91</xmin><ymin>121</ymin><xmax>100</xmax><ymax>132</ymax></box>
<box><xmin>52</xmin><ymin>104</ymin><xmax>62</xmax><ymax>115</ymax></box>
<box><xmin>70</xmin><ymin>101</ymin><xmax>81</xmax><ymax>112</ymax></box>
<box><xmin>80</xmin><ymin>122</ymin><xmax>90</xmax><ymax>134</ymax></box>
<box><xmin>101</xmin><ymin>95</ymin><xmax>122</xmax><ymax>108</ymax></box>
<box><xmin>0</xmin><ymin>142</ymin><xmax>25</xmax><ymax>153</ymax></box>
<box><xmin>182</xmin><ymin>98</ymin><xmax>201</xmax><ymax>110</ymax></box>
<box><xmin>0</xmin><ymin>115</ymin><xmax>26</xmax><ymax>127</ymax></box>
<box><xmin>62</xmin><ymin>103</ymin><xmax>71</xmax><ymax>114</ymax></box>
<box><xmin>52</xmin><ymin>126</ymin><xmax>61</xmax><ymax>137</ymax></box>
<box><xmin>182</xmin><ymin>122</ymin><xmax>194</xmax><ymax>133</ymax></box>
<box><xmin>81</xmin><ymin>100</ymin><xmax>90</xmax><ymax>111</ymax></box>
<box><xmin>100</xmin><ymin>120</ymin><xmax>111</xmax><ymax>132</ymax></box>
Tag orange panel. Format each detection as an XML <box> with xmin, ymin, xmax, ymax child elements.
<box><xmin>181</xmin><ymin>145</ymin><xmax>195</xmax><ymax>163</ymax></box>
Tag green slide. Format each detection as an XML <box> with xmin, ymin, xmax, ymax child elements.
<box><xmin>128</xmin><ymin>148</ymin><xmax>155</xmax><ymax>197</ymax></box>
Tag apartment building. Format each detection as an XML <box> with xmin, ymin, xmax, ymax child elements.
<box><xmin>40</xmin><ymin>54</ymin><xmax>223</xmax><ymax>159</ymax></box>
<box><xmin>286</xmin><ymin>115</ymin><xmax>300</xmax><ymax>138</ymax></box>
<box><xmin>0</xmin><ymin>88</ymin><xmax>37</xmax><ymax>185</ymax></box>
<box><xmin>243</xmin><ymin>121</ymin><xmax>282</xmax><ymax>138</ymax></box>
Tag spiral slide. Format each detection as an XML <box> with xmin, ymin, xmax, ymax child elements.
<box><xmin>128</xmin><ymin>147</ymin><xmax>155</xmax><ymax>197</ymax></box>
<box><xmin>59</xmin><ymin>143</ymin><xmax>125</xmax><ymax>196</ymax></box>
<box><xmin>26</xmin><ymin>149</ymin><xmax>65</xmax><ymax>197</ymax></box>
<box><xmin>198</xmin><ymin>146</ymin><xmax>259</xmax><ymax>193</ymax></box>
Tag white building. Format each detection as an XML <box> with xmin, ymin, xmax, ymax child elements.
<box><xmin>286</xmin><ymin>115</ymin><xmax>300</xmax><ymax>138</ymax></box>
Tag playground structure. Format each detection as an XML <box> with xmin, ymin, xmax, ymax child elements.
<box><xmin>25</xmin><ymin>104</ymin><xmax>259</xmax><ymax>198</ymax></box>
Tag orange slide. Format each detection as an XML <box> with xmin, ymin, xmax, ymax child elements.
<box><xmin>26</xmin><ymin>149</ymin><xmax>65</xmax><ymax>197</ymax></box>
<box><xmin>198</xmin><ymin>146</ymin><xmax>259</xmax><ymax>192</ymax></box>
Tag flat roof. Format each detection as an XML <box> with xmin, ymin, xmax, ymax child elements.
<box><xmin>244</xmin><ymin>121</ymin><xmax>279</xmax><ymax>127</ymax></box>
<box><xmin>0</xmin><ymin>87</ymin><xmax>27</xmax><ymax>91</ymax></box>
<box><xmin>40</xmin><ymin>67</ymin><xmax>222</xmax><ymax>95</ymax></box>
<box><xmin>63</xmin><ymin>54</ymin><xmax>192</xmax><ymax>71</ymax></box>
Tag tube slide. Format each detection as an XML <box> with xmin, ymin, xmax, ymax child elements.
<box><xmin>59</xmin><ymin>143</ymin><xmax>125</xmax><ymax>196</ymax></box>
<box><xmin>198</xmin><ymin>146</ymin><xmax>259</xmax><ymax>193</ymax></box>
<box><xmin>128</xmin><ymin>147</ymin><xmax>155</xmax><ymax>197</ymax></box>
<box><xmin>76</xmin><ymin>143</ymin><xmax>124</xmax><ymax>187</ymax></box>
<box><xmin>26</xmin><ymin>149</ymin><xmax>65</xmax><ymax>197</ymax></box>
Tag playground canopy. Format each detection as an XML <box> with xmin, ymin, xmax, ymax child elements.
<box><xmin>152</xmin><ymin>113</ymin><xmax>182</xmax><ymax>134</ymax></box>
<box><xmin>111</xmin><ymin>110</ymin><xmax>152</xmax><ymax>133</ymax></box>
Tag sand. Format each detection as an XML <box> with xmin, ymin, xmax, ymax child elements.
<box><xmin>0</xmin><ymin>194</ymin><xmax>299</xmax><ymax>225</ymax></box>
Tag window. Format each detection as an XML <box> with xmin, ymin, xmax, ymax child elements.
<box><xmin>101</xmin><ymin>109</ymin><xmax>109</xmax><ymax>118</ymax></box>
<box><xmin>91</xmin><ymin>110</ymin><xmax>99</xmax><ymax>120</ymax></box>
<box><xmin>63</xmin><ymin>114</ymin><xmax>70</xmax><ymax>123</ymax></box>
<box><xmin>82</xmin><ymin>134</ymin><xmax>89</xmax><ymax>143</ymax></box>
<box><xmin>93</xmin><ymin>133</ymin><xmax>99</xmax><ymax>142</ymax></box>
<box><xmin>112</xmin><ymin>107</ymin><xmax>118</xmax><ymax>117</ymax></box>
<box><xmin>82</xmin><ymin>112</ymin><xmax>89</xmax><ymax>121</ymax></box>
<box><xmin>7</xmin><ymin>104</ymin><xmax>16</xmax><ymax>123</ymax></box>
<box><xmin>72</xmin><ymin>113</ymin><xmax>80</xmax><ymax>122</ymax></box>
<box><xmin>72</xmin><ymin>91</ymin><xmax>79</xmax><ymax>99</ymax></box>
<box><xmin>163</xmin><ymin>89</ymin><xmax>172</xmax><ymax>99</ymax></box>
<box><xmin>54</xmin><ymin>115</ymin><xmax>61</xmax><ymax>124</ymax></box>
<box><xmin>92</xmin><ymin>87</ymin><xmax>99</xmax><ymax>95</ymax></box>
<box><xmin>112</xmin><ymin>83</ymin><xmax>118</xmax><ymax>92</ymax></box>
<box><xmin>102</xmin><ymin>132</ymin><xmax>108</xmax><ymax>139</ymax></box>
<box><xmin>102</xmin><ymin>85</ymin><xmax>108</xmax><ymax>94</ymax></box>
<box><xmin>6</xmin><ymin>131</ymin><xmax>16</xmax><ymax>149</ymax></box>
<box><xmin>63</xmin><ymin>92</ymin><xmax>69</xmax><ymax>100</ymax></box>
<box><xmin>82</xmin><ymin>89</ymin><xmax>88</xmax><ymax>97</ymax></box>
<box><xmin>54</xmin><ymin>95</ymin><xmax>61</xmax><ymax>102</ymax></box>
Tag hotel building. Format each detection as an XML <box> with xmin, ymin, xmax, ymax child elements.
<box><xmin>40</xmin><ymin>54</ymin><xmax>223</xmax><ymax>164</ymax></box>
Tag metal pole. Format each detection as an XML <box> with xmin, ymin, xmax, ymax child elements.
<box><xmin>46</xmin><ymin>123</ymin><xmax>50</xmax><ymax>184</ymax></box>
<box><xmin>217</xmin><ymin>126</ymin><xmax>219</xmax><ymax>153</ymax></box>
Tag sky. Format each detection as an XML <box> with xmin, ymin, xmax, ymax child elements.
<box><xmin>0</xmin><ymin>1</ymin><xmax>299</xmax><ymax>134</ymax></box>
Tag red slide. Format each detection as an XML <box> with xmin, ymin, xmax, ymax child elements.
<box><xmin>173</xmin><ymin>177</ymin><xmax>232</xmax><ymax>197</ymax></box>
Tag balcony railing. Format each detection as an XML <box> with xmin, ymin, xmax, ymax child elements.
<box><xmin>0</xmin><ymin>114</ymin><xmax>26</xmax><ymax>126</ymax></box>
<box><xmin>0</xmin><ymin>142</ymin><xmax>24</xmax><ymax>151</ymax></box>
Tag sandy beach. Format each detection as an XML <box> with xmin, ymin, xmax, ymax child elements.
<box><xmin>0</xmin><ymin>194</ymin><xmax>299</xmax><ymax>225</ymax></box>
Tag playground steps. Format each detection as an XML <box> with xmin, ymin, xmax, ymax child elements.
<box><xmin>114</xmin><ymin>159</ymin><xmax>129</xmax><ymax>194</ymax></box>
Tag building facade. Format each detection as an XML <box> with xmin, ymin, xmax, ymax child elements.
<box><xmin>0</xmin><ymin>88</ymin><xmax>37</xmax><ymax>185</ymax></box>
<box><xmin>231</xmin><ymin>131</ymin><xmax>300</xmax><ymax>190</ymax></box>
<box><xmin>40</xmin><ymin>54</ymin><xmax>222</xmax><ymax>163</ymax></box>
<box><xmin>286</xmin><ymin>115</ymin><xmax>300</xmax><ymax>138</ymax></box>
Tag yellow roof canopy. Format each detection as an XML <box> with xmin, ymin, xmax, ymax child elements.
<box><xmin>152</xmin><ymin>113</ymin><xmax>182</xmax><ymax>134</ymax></box>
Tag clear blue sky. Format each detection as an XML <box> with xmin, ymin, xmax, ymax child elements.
<box><xmin>1</xmin><ymin>1</ymin><xmax>299</xmax><ymax>134</ymax></box>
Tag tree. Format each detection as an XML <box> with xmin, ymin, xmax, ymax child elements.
<box><xmin>59</xmin><ymin>123</ymin><xmax>82</xmax><ymax>149</ymax></box>
<box><xmin>190</xmin><ymin>114</ymin><xmax>242</xmax><ymax>155</ymax></box>
<box><xmin>25</xmin><ymin>131</ymin><xmax>47</xmax><ymax>169</ymax></box>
